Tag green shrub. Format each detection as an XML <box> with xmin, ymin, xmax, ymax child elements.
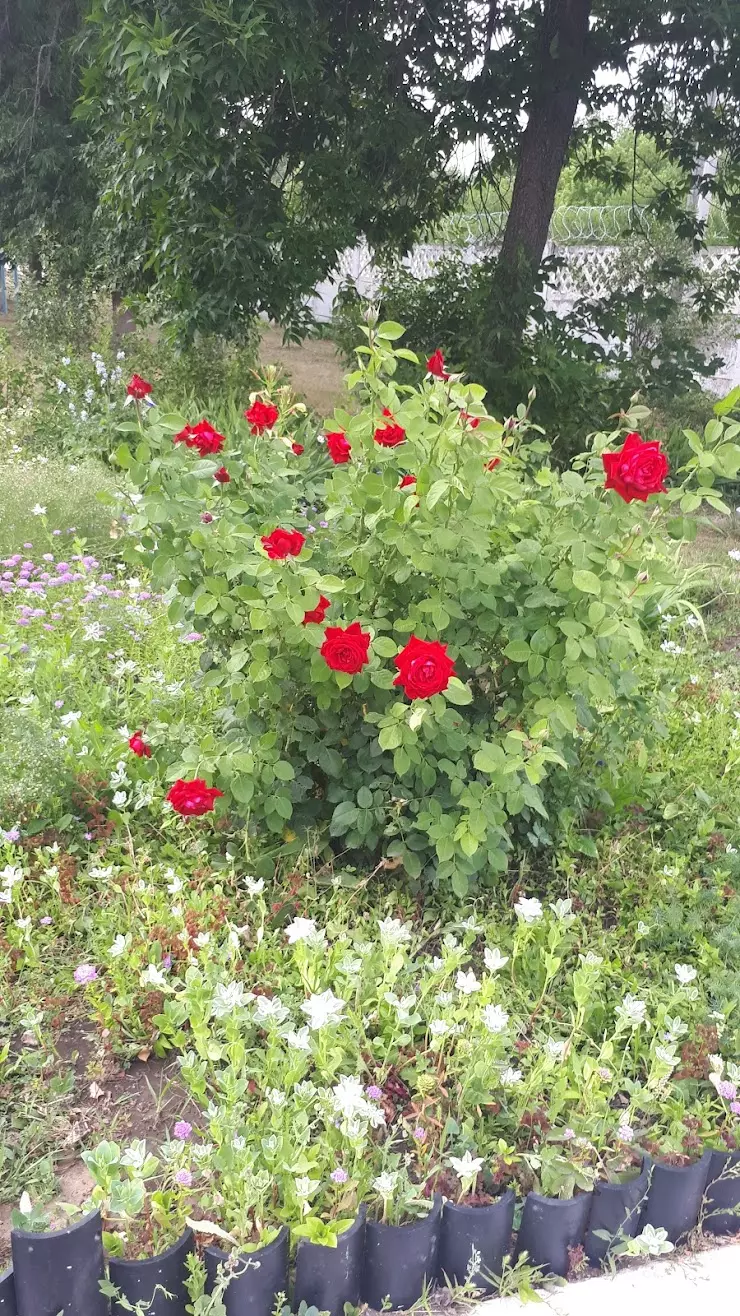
<box><xmin>0</xmin><ymin>709</ymin><xmax>71</xmax><ymax>825</ymax></box>
<box><xmin>0</xmin><ymin>457</ymin><xmax>117</xmax><ymax>559</ymax></box>
<box><xmin>122</xmin><ymin>320</ymin><xmax>740</xmax><ymax>892</ymax></box>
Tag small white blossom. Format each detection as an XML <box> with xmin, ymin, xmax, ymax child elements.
<box><xmin>284</xmin><ymin>1026</ymin><xmax>311</xmax><ymax>1052</ymax></box>
<box><xmin>212</xmin><ymin>981</ymin><xmax>253</xmax><ymax>1018</ymax></box>
<box><xmin>549</xmin><ymin>898</ymin><xmax>573</xmax><ymax>920</ymax></box>
<box><xmin>167</xmin><ymin>874</ymin><xmax>183</xmax><ymax>894</ymax></box>
<box><xmin>373</xmin><ymin>1172</ymin><xmax>398</xmax><ymax>1199</ymax></box>
<box><xmin>660</xmin><ymin>640</ymin><xmax>684</xmax><ymax>656</ymax></box>
<box><xmin>1</xmin><ymin>865</ymin><xmax>23</xmax><ymax>889</ymax></box>
<box><xmin>728</xmin><ymin>549</ymin><xmax>740</xmax><ymax>562</ymax></box>
<box><xmin>109</xmin><ymin>761</ymin><xmax>131</xmax><ymax>788</ymax></box>
<box><xmin>501</xmin><ymin>1067</ymin><xmax>523</xmax><ymax>1086</ymax></box>
<box><xmin>302</xmin><ymin>989</ymin><xmax>345</xmax><ymax>1031</ymax></box>
<box><xmin>617</xmin><ymin>1122</ymin><xmax>634</xmax><ymax>1142</ymax></box>
<box><xmin>378</xmin><ymin>917</ymin><xmax>412</xmax><ymax>948</ymax></box>
<box><xmin>83</xmin><ymin>622</ymin><xmax>105</xmax><ymax>642</ymax></box>
<box><xmin>59</xmin><ymin>710</ymin><xmax>81</xmax><ymax>727</ymax></box>
<box><xmin>449</xmin><ymin>1151</ymin><xmax>484</xmax><ymax>1180</ymax></box>
<box><xmin>194</xmin><ymin>932</ymin><xmax>210</xmax><ymax>948</ymax></box>
<box><xmin>674</xmin><ymin>963</ymin><xmax>697</xmax><ymax>986</ymax></box>
<box><xmin>109</xmin><ymin>934</ymin><xmax>128</xmax><ymax>957</ymax></box>
<box><xmin>617</xmin><ymin>994</ymin><xmax>649</xmax><ymax>1028</ymax></box>
<box><xmin>253</xmin><ymin>994</ymin><xmax>290</xmax><ymax>1026</ymax></box>
<box><xmin>112</xmin><ymin>791</ymin><xmax>128</xmax><ymax>809</ymax></box>
<box><xmin>31</xmin><ymin>504</ymin><xmax>47</xmax><ymax>516</ymax></box>
<box><xmin>285</xmin><ymin>917</ymin><xmax>326</xmax><ymax>947</ymax></box>
<box><xmin>140</xmin><ymin>964</ymin><xmax>168</xmax><ymax>989</ymax></box>
<box><xmin>654</xmin><ymin>1045</ymin><xmax>678</xmax><ymax>1067</ymax></box>
<box><xmin>544</xmin><ymin>1039</ymin><xmax>567</xmax><ymax>1059</ymax></box>
<box><xmin>266</xmin><ymin>1087</ymin><xmax>286</xmax><ymax>1108</ymax></box>
<box><xmin>514</xmin><ymin>896</ymin><xmax>543</xmax><ymax>923</ymax></box>
<box><xmin>482</xmin><ymin>1004</ymin><xmax>509</xmax><ymax>1034</ymax></box>
<box><xmin>245</xmin><ymin>877</ymin><xmax>265</xmax><ymax>895</ymax></box>
<box><xmin>456</xmin><ymin>969</ymin><xmax>480</xmax><ymax>995</ymax></box>
<box><xmin>430</xmin><ymin>1019</ymin><xmax>451</xmax><ymax>1038</ymax></box>
<box><xmin>484</xmin><ymin>947</ymin><xmax>509</xmax><ymax>973</ymax></box>
<box><xmin>384</xmin><ymin>991</ymin><xmax>417</xmax><ymax>1021</ymax></box>
<box><xmin>580</xmin><ymin>951</ymin><xmax>603</xmax><ymax>967</ymax></box>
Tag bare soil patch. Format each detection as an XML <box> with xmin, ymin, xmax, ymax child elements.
<box><xmin>259</xmin><ymin>325</ymin><xmax>348</xmax><ymax>416</ymax></box>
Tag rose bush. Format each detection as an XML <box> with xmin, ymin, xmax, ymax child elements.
<box><xmin>116</xmin><ymin>318</ymin><xmax>740</xmax><ymax>892</ymax></box>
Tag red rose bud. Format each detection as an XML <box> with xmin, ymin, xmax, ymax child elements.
<box><xmin>426</xmin><ymin>349</ymin><xmax>449</xmax><ymax>380</ymax></box>
<box><xmin>167</xmin><ymin>778</ymin><xmax>223</xmax><ymax>817</ymax></box>
<box><xmin>373</xmin><ymin>422</ymin><xmax>406</xmax><ymax>448</ymax></box>
<box><xmin>399</xmin><ymin>474</ymin><xmax>417</xmax><ymax>488</ymax></box>
<box><xmin>245</xmin><ymin>399</ymin><xmax>279</xmax><ymax>433</ymax></box>
<box><xmin>460</xmin><ymin>411</ymin><xmax>481</xmax><ymax>429</ymax></box>
<box><xmin>128</xmin><ymin>731</ymin><xmax>151</xmax><ymax>758</ymax></box>
<box><xmin>213</xmin><ymin>465</ymin><xmax>231</xmax><ymax>483</ymax></box>
<box><xmin>485</xmin><ymin>457</ymin><xmax>501</xmax><ymax>471</ymax></box>
<box><xmin>302</xmin><ymin>594</ymin><xmax>331</xmax><ymax>625</ymax></box>
<box><xmin>393</xmin><ymin>635</ymin><xmax>457</xmax><ymax>700</ymax></box>
<box><xmin>320</xmin><ymin>621</ymin><xmax>371</xmax><ymax>674</ymax></box>
<box><xmin>201</xmin><ymin>512</ymin><xmax>214</xmax><ymax>524</ymax></box>
<box><xmin>602</xmin><ymin>431</ymin><xmax>669</xmax><ymax>504</ymax></box>
<box><xmin>261</xmin><ymin>528</ymin><xmax>305</xmax><ymax>560</ymax></box>
<box><xmin>127</xmin><ymin>373</ymin><xmax>152</xmax><ymax>400</ymax></box>
<box><xmin>382</xmin><ymin>407</ymin><xmax>394</xmax><ymax>417</ymax></box>
<box><xmin>326</xmin><ymin>431</ymin><xmax>351</xmax><ymax>464</ymax></box>
<box><xmin>291</xmin><ymin>442</ymin><xmax>304</xmax><ymax>455</ymax></box>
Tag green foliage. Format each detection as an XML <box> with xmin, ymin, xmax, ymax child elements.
<box><xmin>125</xmin><ymin>321</ymin><xmax>740</xmax><ymax>890</ymax></box>
<box><xmin>14</xmin><ymin>275</ymin><xmax>107</xmax><ymax>355</ymax></box>
<box><xmin>0</xmin><ymin>457</ymin><xmax>117</xmax><ymax>558</ymax></box>
<box><xmin>0</xmin><ymin>709</ymin><xmax>72</xmax><ymax>823</ymax></box>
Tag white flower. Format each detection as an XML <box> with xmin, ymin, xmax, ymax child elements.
<box><xmin>663</xmin><ymin>1015</ymin><xmax>688</xmax><ymax>1043</ymax></box>
<box><xmin>253</xmin><ymin>994</ymin><xmax>289</xmax><ymax>1025</ymax></box>
<box><xmin>109</xmin><ymin>934</ymin><xmax>128</xmax><ymax>957</ymax></box>
<box><xmin>636</xmin><ymin>921</ymin><xmax>649</xmax><ymax>936</ymax></box>
<box><xmin>378</xmin><ymin>916</ymin><xmax>412</xmax><ymax>948</ymax></box>
<box><xmin>117</xmin><ymin>725</ymin><xmax>131</xmax><ymax>740</ymax></box>
<box><xmin>449</xmin><ymin>1151</ymin><xmax>484</xmax><ymax>1180</ymax></box>
<box><xmin>728</xmin><ymin>549</ymin><xmax>740</xmax><ymax>562</ymax></box>
<box><xmin>456</xmin><ymin>969</ymin><xmax>480</xmax><ymax>995</ymax></box>
<box><xmin>140</xmin><ymin>964</ymin><xmax>168</xmax><ymax>989</ymax></box>
<box><xmin>628</xmin><ymin>1225</ymin><xmax>674</xmax><ymax>1257</ymax></box>
<box><xmin>514</xmin><ymin>896</ymin><xmax>542</xmax><ymax>923</ymax></box>
<box><xmin>89</xmin><ymin>865</ymin><xmax>114</xmax><ymax>880</ymax></box>
<box><xmin>109</xmin><ymin>762</ymin><xmax>130</xmax><ymax>788</ymax></box>
<box><xmin>660</xmin><ymin>640</ymin><xmax>684</xmax><ymax>656</ymax></box>
<box><xmin>194</xmin><ymin>932</ymin><xmax>210</xmax><ymax>948</ymax></box>
<box><xmin>617</xmin><ymin>994</ymin><xmax>649</xmax><ymax>1028</ymax></box>
<box><xmin>544</xmin><ymin>1039</ymin><xmax>567</xmax><ymax>1059</ymax></box>
<box><xmin>285</xmin><ymin>917</ymin><xmax>326</xmax><ymax>947</ymax></box>
<box><xmin>212</xmin><ymin>981</ymin><xmax>253</xmax><ymax>1018</ymax></box>
<box><xmin>284</xmin><ymin>1026</ymin><xmax>311</xmax><ymax>1052</ymax></box>
<box><xmin>112</xmin><ymin>791</ymin><xmax>128</xmax><ymax>809</ymax></box>
<box><xmin>709</xmin><ymin>1054</ymin><xmax>725</xmax><ymax>1075</ymax></box>
<box><xmin>331</xmin><ymin>1075</ymin><xmax>385</xmax><ymax>1135</ymax></box>
<box><xmin>501</xmin><ymin>1067</ymin><xmax>522</xmax><ymax>1086</ymax></box>
<box><xmin>435</xmin><ymin>991</ymin><xmax>452</xmax><ymax>1006</ymax></box>
<box><xmin>384</xmin><ymin>991</ymin><xmax>417</xmax><ymax>1021</ymax></box>
<box><xmin>245</xmin><ymin>876</ymin><xmax>265</xmax><ymax>895</ymax></box>
<box><xmin>674</xmin><ymin>963</ymin><xmax>697</xmax><ymax>986</ymax></box>
<box><xmin>337</xmin><ymin>956</ymin><xmax>362</xmax><ymax>977</ymax></box>
<box><xmin>727</xmin><ymin>844</ymin><xmax>738</xmax><ymax>856</ymax></box>
<box><xmin>1</xmin><ymin>865</ymin><xmax>23</xmax><ymax>889</ymax></box>
<box><xmin>481</xmin><ymin>1004</ymin><xmax>509</xmax><ymax>1034</ymax></box>
<box><xmin>430</xmin><ymin>1019</ymin><xmax>451</xmax><ymax>1038</ymax></box>
<box><xmin>373</xmin><ymin>1172</ymin><xmax>398</xmax><ymax>1199</ymax></box>
<box><xmin>580</xmin><ymin>951</ymin><xmax>603</xmax><ymax>967</ymax></box>
<box><xmin>167</xmin><ymin>874</ymin><xmax>183</xmax><ymax>895</ymax></box>
<box><xmin>301</xmin><ymin>989</ymin><xmax>345</xmax><ymax>1031</ymax></box>
<box><xmin>266</xmin><ymin>1087</ymin><xmax>286</xmax><ymax>1108</ymax></box>
<box><xmin>549</xmin><ymin>898</ymin><xmax>573</xmax><ymax>920</ymax></box>
<box><xmin>83</xmin><ymin>621</ymin><xmax>104</xmax><ymax>643</ymax></box>
<box><xmin>15</xmin><ymin>917</ymin><xmax>31</xmax><ymax>930</ymax></box>
<box><xmin>59</xmin><ymin>710</ymin><xmax>81</xmax><ymax>727</ymax></box>
<box><xmin>654</xmin><ymin>1045</ymin><xmax>678</xmax><ymax>1067</ymax></box>
<box><xmin>617</xmin><ymin>1122</ymin><xmax>634</xmax><ymax>1142</ymax></box>
<box><xmin>484</xmin><ymin>947</ymin><xmax>509</xmax><ymax>973</ymax></box>
<box><xmin>31</xmin><ymin>504</ymin><xmax>46</xmax><ymax>516</ymax></box>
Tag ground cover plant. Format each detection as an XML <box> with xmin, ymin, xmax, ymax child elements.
<box><xmin>1</xmin><ymin>325</ymin><xmax>740</xmax><ymax>1294</ymax></box>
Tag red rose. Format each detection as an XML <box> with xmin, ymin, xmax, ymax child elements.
<box><xmin>393</xmin><ymin>636</ymin><xmax>457</xmax><ymax>700</ymax></box>
<box><xmin>399</xmin><ymin>474</ymin><xmax>417</xmax><ymax>489</ymax></box>
<box><xmin>127</xmin><ymin>374</ymin><xmax>152</xmax><ymax>400</ymax></box>
<box><xmin>128</xmin><ymin>730</ymin><xmax>151</xmax><ymax>758</ymax></box>
<box><xmin>245</xmin><ymin>399</ymin><xmax>279</xmax><ymax>434</ymax></box>
<box><xmin>485</xmin><ymin>457</ymin><xmax>500</xmax><ymax>471</ymax></box>
<box><xmin>167</xmin><ymin>778</ymin><xmax>223</xmax><ymax>817</ymax></box>
<box><xmin>374</xmin><ymin>422</ymin><xmax>406</xmax><ymax>448</ymax></box>
<box><xmin>426</xmin><ymin>349</ymin><xmax>449</xmax><ymax>380</ymax></box>
<box><xmin>382</xmin><ymin>408</ymin><xmax>394</xmax><ymax>418</ymax></box>
<box><xmin>603</xmin><ymin>431</ymin><xmax>669</xmax><ymax>503</ymax></box>
<box><xmin>261</xmin><ymin>528</ymin><xmax>306</xmax><ymax>560</ymax></box>
<box><xmin>213</xmin><ymin>465</ymin><xmax>231</xmax><ymax>483</ymax></box>
<box><xmin>326</xmin><ymin>431</ymin><xmax>351</xmax><ymax>464</ymax></box>
<box><xmin>302</xmin><ymin>594</ymin><xmax>331</xmax><ymax>625</ymax></box>
<box><xmin>291</xmin><ymin>442</ymin><xmax>304</xmax><ymax>455</ymax></box>
<box><xmin>460</xmin><ymin>411</ymin><xmax>481</xmax><ymax>429</ymax></box>
<box><xmin>320</xmin><ymin>621</ymin><xmax>371</xmax><ymax>674</ymax></box>
<box><xmin>174</xmin><ymin>419</ymin><xmax>225</xmax><ymax>456</ymax></box>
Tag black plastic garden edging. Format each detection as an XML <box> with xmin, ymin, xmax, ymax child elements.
<box><xmin>362</xmin><ymin>1195</ymin><xmax>442</xmax><ymax>1311</ymax></box>
<box><xmin>639</xmin><ymin>1150</ymin><xmax>712</xmax><ymax>1244</ymax></box>
<box><xmin>437</xmin><ymin>1190</ymin><xmax>515</xmax><ymax>1293</ymax></box>
<box><xmin>107</xmin><ymin>1227</ymin><xmax>194</xmax><ymax>1316</ymax></box>
<box><xmin>293</xmin><ymin>1207</ymin><xmax>366</xmax><ymax>1316</ymax></box>
<box><xmin>10</xmin><ymin>1207</ymin><xmax>108</xmax><ymax>1316</ymax></box>
<box><xmin>584</xmin><ymin>1158</ymin><xmax>652</xmax><ymax>1265</ymax></box>
<box><xmin>702</xmin><ymin>1149</ymin><xmax>740</xmax><ymax>1236</ymax></box>
<box><xmin>516</xmin><ymin>1190</ymin><xmax>592</xmax><ymax>1278</ymax></box>
<box><xmin>204</xmin><ymin>1225</ymin><xmax>289</xmax><ymax>1316</ymax></box>
<box><xmin>0</xmin><ymin>1267</ymin><xmax>17</xmax><ymax>1316</ymax></box>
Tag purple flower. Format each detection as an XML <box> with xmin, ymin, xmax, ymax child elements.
<box><xmin>563</xmin><ymin>1127</ymin><xmax>576</xmax><ymax>1141</ymax></box>
<box><xmin>717</xmin><ymin>1080</ymin><xmax>737</xmax><ymax>1102</ymax></box>
<box><xmin>182</xmin><ymin>631</ymin><xmax>203</xmax><ymax>643</ymax></box>
<box><xmin>52</xmin><ymin>529</ymin><xmax>62</xmax><ymax>536</ymax></box>
<box><xmin>330</xmin><ymin>1167</ymin><xmax>349</xmax><ymax>1184</ymax></box>
<box><xmin>173</xmin><ymin>1121</ymin><xmax>193</xmax><ymax>1141</ymax></box>
<box><xmin>54</xmin><ymin>700</ymin><xmax>64</xmax><ymax>709</ymax></box>
<box><xmin>175</xmin><ymin>1169</ymin><xmax>193</xmax><ymax>1187</ymax></box>
<box><xmin>319</xmin><ymin>520</ymin><xmax>328</xmax><ymax>528</ymax></box>
<box><xmin>731</xmin><ymin>1101</ymin><xmax>740</xmax><ymax>1116</ymax></box>
<box><xmin>23</xmin><ymin>542</ymin><xmax>33</xmax><ymax>549</ymax></box>
<box><xmin>366</xmin><ymin>1085</ymin><xmax>383</xmax><ymax>1100</ymax></box>
<box><xmin>74</xmin><ymin>963</ymin><xmax>98</xmax><ymax>985</ymax></box>
<box><xmin>40</xmin><ymin>916</ymin><xmax>53</xmax><ymax>925</ymax></box>
<box><xmin>2</xmin><ymin>827</ymin><xmax>20</xmax><ymax>842</ymax></box>
<box><xmin>163</xmin><ymin>954</ymin><xmax>172</xmax><ymax>970</ymax></box>
<box><xmin>413</xmin><ymin>1127</ymin><xmax>427</xmax><ymax>1143</ymax></box>
<box><xmin>84</xmin><ymin>832</ymin><xmax>93</xmax><ymax>841</ymax></box>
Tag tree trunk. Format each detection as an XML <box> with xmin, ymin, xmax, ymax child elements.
<box><xmin>482</xmin><ymin>0</ymin><xmax>593</xmax><ymax>357</ymax></box>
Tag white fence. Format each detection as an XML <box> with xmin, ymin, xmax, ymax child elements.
<box><xmin>308</xmin><ymin>241</ymin><xmax>740</xmax><ymax>395</ymax></box>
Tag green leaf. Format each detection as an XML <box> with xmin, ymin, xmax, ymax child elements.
<box><xmin>357</xmin><ymin>786</ymin><xmax>373</xmax><ymax>808</ymax></box>
<box><xmin>572</xmin><ymin>569</ymin><xmax>601</xmax><ymax>595</ymax></box>
<box><xmin>372</xmin><ymin>636</ymin><xmax>399</xmax><ymax>657</ymax></box>
<box><xmin>714</xmin><ymin>385</ymin><xmax>740</xmax><ymax>416</ymax></box>
<box><xmin>426</xmin><ymin>479</ymin><xmax>450</xmax><ymax>509</ymax></box>
<box><xmin>444</xmin><ymin>677</ymin><xmax>473</xmax><ymax>704</ymax></box>
<box><xmin>273</xmin><ymin>761</ymin><xmax>295</xmax><ymax>781</ymax></box>
<box><xmin>394</xmin><ymin>746</ymin><xmax>411</xmax><ymax>775</ymax></box>
<box><xmin>504</xmin><ymin>640</ymin><xmax>531</xmax><ymax>662</ymax></box>
<box><xmin>378</xmin><ymin>724</ymin><xmax>403</xmax><ymax>751</ymax></box>
<box><xmin>377</xmin><ymin>321</ymin><xmax>405</xmax><ymax>340</ymax></box>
